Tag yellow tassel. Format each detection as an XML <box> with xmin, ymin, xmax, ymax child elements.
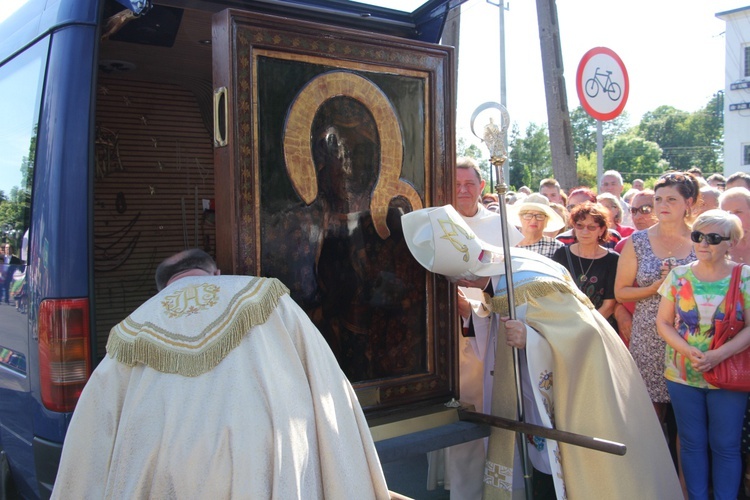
<box><xmin>486</xmin><ymin>276</ymin><xmax>594</xmax><ymax>316</ymax></box>
<box><xmin>105</xmin><ymin>278</ymin><xmax>289</xmax><ymax>377</ymax></box>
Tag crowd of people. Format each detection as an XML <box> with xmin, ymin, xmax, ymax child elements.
<box><xmin>49</xmin><ymin>153</ymin><xmax>750</xmax><ymax>499</ymax></box>
<box><xmin>442</xmin><ymin>159</ymin><xmax>750</xmax><ymax>499</ymax></box>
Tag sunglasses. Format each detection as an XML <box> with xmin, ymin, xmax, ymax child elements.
<box><xmin>520</xmin><ymin>212</ymin><xmax>547</xmax><ymax>221</ymax></box>
<box><xmin>660</xmin><ymin>172</ymin><xmax>688</xmax><ymax>183</ymax></box>
<box><xmin>574</xmin><ymin>223</ymin><xmax>601</xmax><ymax>232</ymax></box>
<box><xmin>690</xmin><ymin>231</ymin><xmax>730</xmax><ymax>245</ymax></box>
<box><xmin>630</xmin><ymin>205</ymin><xmax>653</xmax><ymax>215</ymax></box>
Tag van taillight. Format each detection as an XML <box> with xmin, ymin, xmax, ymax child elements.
<box><xmin>38</xmin><ymin>299</ymin><xmax>92</xmax><ymax>412</ymax></box>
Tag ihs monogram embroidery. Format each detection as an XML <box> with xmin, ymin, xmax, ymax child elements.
<box><xmin>162</xmin><ymin>283</ymin><xmax>220</xmax><ymax>318</ymax></box>
<box><xmin>438</xmin><ymin>217</ymin><xmax>474</xmax><ymax>262</ymax></box>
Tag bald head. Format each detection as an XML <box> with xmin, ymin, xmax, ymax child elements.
<box><xmin>155</xmin><ymin>249</ymin><xmax>219</xmax><ymax>291</ymax></box>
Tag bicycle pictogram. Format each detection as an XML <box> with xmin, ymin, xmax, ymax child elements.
<box><xmin>585</xmin><ymin>67</ymin><xmax>622</xmax><ymax>101</ymax></box>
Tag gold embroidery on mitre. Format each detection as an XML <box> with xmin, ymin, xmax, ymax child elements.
<box><xmin>161</xmin><ymin>283</ymin><xmax>220</xmax><ymax>318</ymax></box>
<box><xmin>438</xmin><ymin>217</ymin><xmax>474</xmax><ymax>262</ymax></box>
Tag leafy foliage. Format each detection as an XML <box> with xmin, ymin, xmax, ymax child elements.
<box><xmin>508</xmin><ymin>123</ymin><xmax>552</xmax><ymax>189</ymax></box>
<box><xmin>635</xmin><ymin>94</ymin><xmax>723</xmax><ymax>173</ymax></box>
<box><xmin>602</xmin><ymin>134</ymin><xmax>668</xmax><ymax>181</ymax></box>
<box><xmin>500</xmin><ymin>93</ymin><xmax>723</xmax><ymax>191</ymax></box>
<box><xmin>0</xmin><ymin>133</ymin><xmax>34</xmax><ymax>248</ymax></box>
<box><xmin>575</xmin><ymin>152</ymin><xmax>598</xmax><ymax>187</ymax></box>
<box><xmin>569</xmin><ymin>107</ymin><xmax>630</xmax><ymax>157</ymax></box>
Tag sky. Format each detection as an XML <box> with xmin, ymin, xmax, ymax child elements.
<box><xmin>1</xmin><ymin>0</ymin><xmax>748</xmax><ymax>194</ymax></box>
<box><xmin>454</xmin><ymin>0</ymin><xmax>749</xmax><ymax>147</ymax></box>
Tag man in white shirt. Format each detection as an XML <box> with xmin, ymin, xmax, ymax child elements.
<box><xmin>430</xmin><ymin>157</ymin><xmax>521</xmax><ymax>500</ymax></box>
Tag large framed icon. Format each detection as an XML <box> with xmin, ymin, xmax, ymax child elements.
<box><xmin>212</xmin><ymin>9</ymin><xmax>456</xmax><ymax>413</ymax></box>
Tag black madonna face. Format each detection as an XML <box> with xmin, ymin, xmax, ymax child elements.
<box><xmin>312</xmin><ymin>96</ymin><xmax>379</xmax><ymax>201</ymax></box>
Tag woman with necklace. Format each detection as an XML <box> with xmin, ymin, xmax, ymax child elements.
<box><xmin>552</xmin><ymin>202</ymin><xmax>619</xmax><ymax>321</ymax></box>
<box><xmin>615</xmin><ymin>172</ymin><xmax>700</xmax><ymax>425</ymax></box>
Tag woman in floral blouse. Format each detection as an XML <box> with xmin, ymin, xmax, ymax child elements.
<box><xmin>657</xmin><ymin>209</ymin><xmax>750</xmax><ymax>500</ymax></box>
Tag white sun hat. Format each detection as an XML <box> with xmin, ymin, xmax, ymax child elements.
<box><xmin>401</xmin><ymin>205</ymin><xmax>506</xmax><ymax>279</ymax></box>
<box><xmin>507</xmin><ymin>192</ymin><xmax>566</xmax><ymax>233</ymax></box>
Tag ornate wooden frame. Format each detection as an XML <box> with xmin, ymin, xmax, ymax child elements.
<box><xmin>213</xmin><ymin>9</ymin><xmax>456</xmax><ymax>413</ymax></box>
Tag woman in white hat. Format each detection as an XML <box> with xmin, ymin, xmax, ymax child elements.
<box><xmin>510</xmin><ymin>193</ymin><xmax>566</xmax><ymax>259</ymax></box>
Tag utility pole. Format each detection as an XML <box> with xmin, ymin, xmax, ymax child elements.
<box><xmin>535</xmin><ymin>0</ymin><xmax>577</xmax><ymax>191</ymax></box>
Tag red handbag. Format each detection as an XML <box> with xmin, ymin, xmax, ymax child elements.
<box><xmin>703</xmin><ymin>264</ymin><xmax>750</xmax><ymax>391</ymax></box>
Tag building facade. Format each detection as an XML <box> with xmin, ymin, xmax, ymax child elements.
<box><xmin>717</xmin><ymin>6</ymin><xmax>750</xmax><ymax>175</ymax></box>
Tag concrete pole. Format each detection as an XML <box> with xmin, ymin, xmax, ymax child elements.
<box><xmin>535</xmin><ymin>0</ymin><xmax>577</xmax><ymax>191</ymax></box>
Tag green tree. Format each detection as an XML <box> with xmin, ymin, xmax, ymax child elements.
<box><xmin>570</xmin><ymin>106</ymin><xmax>631</xmax><ymax>157</ymax></box>
<box><xmin>603</xmin><ymin>135</ymin><xmax>668</xmax><ymax>180</ymax></box>
<box><xmin>0</xmin><ymin>186</ymin><xmax>27</xmax><ymax>249</ymax></box>
<box><xmin>681</xmin><ymin>93</ymin><xmax>724</xmax><ymax>173</ymax></box>
<box><xmin>575</xmin><ymin>152</ymin><xmax>597</xmax><ymax>188</ymax></box>
<box><xmin>508</xmin><ymin>122</ymin><xmax>551</xmax><ymax>189</ymax></box>
<box><xmin>0</xmin><ymin>131</ymin><xmax>34</xmax><ymax>246</ymax></box>
<box><xmin>635</xmin><ymin>96</ymin><xmax>723</xmax><ymax>172</ymax></box>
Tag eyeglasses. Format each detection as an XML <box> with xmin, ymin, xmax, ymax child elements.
<box><xmin>520</xmin><ymin>212</ymin><xmax>547</xmax><ymax>221</ymax></box>
<box><xmin>630</xmin><ymin>205</ymin><xmax>653</xmax><ymax>215</ymax></box>
<box><xmin>690</xmin><ymin>231</ymin><xmax>730</xmax><ymax>245</ymax></box>
<box><xmin>574</xmin><ymin>223</ymin><xmax>601</xmax><ymax>232</ymax></box>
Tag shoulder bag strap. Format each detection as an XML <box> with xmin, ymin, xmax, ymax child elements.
<box><xmin>730</xmin><ymin>264</ymin><xmax>745</xmax><ymax>318</ymax></box>
<box><xmin>719</xmin><ymin>264</ymin><xmax>744</xmax><ymax>344</ymax></box>
<box><xmin>564</xmin><ymin>245</ymin><xmax>575</xmax><ymax>278</ymax></box>
<box><xmin>728</xmin><ymin>264</ymin><xmax>743</xmax><ymax>310</ymax></box>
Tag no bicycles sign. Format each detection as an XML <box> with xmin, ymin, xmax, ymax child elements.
<box><xmin>576</xmin><ymin>47</ymin><xmax>629</xmax><ymax>121</ymax></box>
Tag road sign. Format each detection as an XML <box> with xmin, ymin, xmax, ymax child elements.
<box><xmin>576</xmin><ymin>47</ymin><xmax>629</xmax><ymax>121</ymax></box>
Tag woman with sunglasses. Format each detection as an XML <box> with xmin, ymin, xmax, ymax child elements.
<box><xmin>615</xmin><ymin>172</ymin><xmax>700</xmax><ymax>426</ymax></box>
<box><xmin>552</xmin><ymin>202</ymin><xmax>619</xmax><ymax>321</ymax></box>
<box><xmin>556</xmin><ymin>187</ymin><xmax>622</xmax><ymax>248</ymax></box>
<box><xmin>656</xmin><ymin>209</ymin><xmax>750</xmax><ymax>500</ymax></box>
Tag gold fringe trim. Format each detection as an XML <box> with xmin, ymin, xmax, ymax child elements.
<box><xmin>106</xmin><ymin>278</ymin><xmax>290</xmax><ymax>377</ymax></box>
<box><xmin>486</xmin><ymin>275</ymin><xmax>594</xmax><ymax>316</ymax></box>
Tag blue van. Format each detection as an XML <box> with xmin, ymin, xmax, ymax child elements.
<box><xmin>0</xmin><ymin>1</ymin><xmax>460</xmax><ymax>497</ymax></box>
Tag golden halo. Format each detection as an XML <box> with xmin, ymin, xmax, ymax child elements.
<box><xmin>283</xmin><ymin>71</ymin><xmax>422</xmax><ymax>239</ymax></box>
